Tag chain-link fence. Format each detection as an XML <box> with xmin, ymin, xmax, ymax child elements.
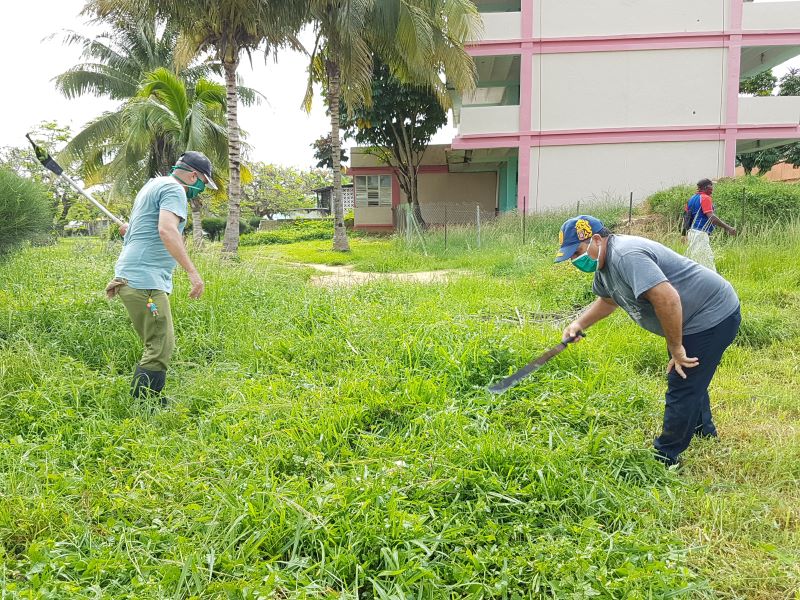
<box><xmin>391</xmin><ymin>201</ymin><xmax>632</xmax><ymax>254</ymax></box>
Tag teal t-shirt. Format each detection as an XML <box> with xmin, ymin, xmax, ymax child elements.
<box><xmin>115</xmin><ymin>176</ymin><xmax>187</xmax><ymax>293</ymax></box>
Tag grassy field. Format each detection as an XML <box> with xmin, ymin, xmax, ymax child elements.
<box><xmin>0</xmin><ymin>219</ymin><xmax>798</xmax><ymax>598</ymax></box>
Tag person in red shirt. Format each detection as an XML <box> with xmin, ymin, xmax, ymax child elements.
<box><xmin>682</xmin><ymin>178</ymin><xmax>736</xmax><ymax>271</ymax></box>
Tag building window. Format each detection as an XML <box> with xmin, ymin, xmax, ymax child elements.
<box><xmin>355</xmin><ymin>175</ymin><xmax>392</xmax><ymax>207</ymax></box>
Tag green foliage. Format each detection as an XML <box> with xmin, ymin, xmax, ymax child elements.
<box><xmin>737</xmin><ymin>146</ymin><xmax>784</xmax><ymax>176</ymax></box>
<box><xmin>1</xmin><ymin>121</ymin><xmax>82</xmax><ymax>226</ymax></box>
<box><xmin>311</xmin><ymin>134</ymin><xmax>348</xmax><ymax>169</ymax></box>
<box><xmin>200</xmin><ymin>217</ymin><xmax>226</xmax><ymax>241</ymax></box>
<box><xmin>0</xmin><ymin>168</ymin><xmax>54</xmax><ymax>256</ymax></box>
<box><xmin>241</xmin><ymin>163</ymin><xmax>329</xmax><ymax>220</ymax></box>
<box><xmin>647</xmin><ymin>177</ymin><xmax>800</xmax><ymax>228</ymax></box>
<box><xmin>736</xmin><ymin>68</ymin><xmax>800</xmax><ymax>171</ymax></box>
<box><xmin>778</xmin><ymin>66</ymin><xmax>800</xmax><ymax>96</ymax></box>
<box><xmin>739</xmin><ymin>70</ymin><xmax>777</xmax><ymax>96</ymax></box>
<box><xmin>248</xmin><ymin>216</ymin><xmax>262</xmax><ymax>230</ymax></box>
<box><xmin>341</xmin><ymin>60</ymin><xmax>448</xmax><ymax>207</ymax></box>
<box><xmin>1</xmin><ymin>220</ymin><xmax>799</xmax><ymax>596</ymax></box>
<box><xmin>239</xmin><ymin>219</ymin><xmax>335</xmax><ymax>246</ymax></box>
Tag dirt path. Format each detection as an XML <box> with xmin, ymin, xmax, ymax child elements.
<box><xmin>304</xmin><ymin>263</ymin><xmax>460</xmax><ymax>287</ymax></box>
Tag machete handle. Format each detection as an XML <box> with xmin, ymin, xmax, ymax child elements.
<box><xmin>563</xmin><ymin>330</ymin><xmax>586</xmax><ymax>345</ymax></box>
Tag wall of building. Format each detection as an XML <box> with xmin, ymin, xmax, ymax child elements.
<box><xmin>532</xmin><ymin>48</ymin><xmax>727</xmax><ymax>131</ymax></box>
<box><xmin>527</xmin><ymin>140</ymin><xmax>725</xmax><ymax>210</ymax></box>
<box><xmin>535</xmin><ymin>0</ymin><xmax>728</xmax><ymax>38</ymax></box>
<box><xmin>407</xmin><ymin>173</ymin><xmax>498</xmax><ymax>224</ymax></box>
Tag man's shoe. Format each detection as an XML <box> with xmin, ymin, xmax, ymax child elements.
<box><xmin>131</xmin><ymin>365</ymin><xmax>166</xmax><ymax>400</ymax></box>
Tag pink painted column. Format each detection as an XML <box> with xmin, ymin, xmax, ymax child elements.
<box><xmin>724</xmin><ymin>0</ymin><xmax>744</xmax><ymax>177</ymax></box>
<box><xmin>518</xmin><ymin>0</ymin><xmax>535</xmax><ymax>212</ymax></box>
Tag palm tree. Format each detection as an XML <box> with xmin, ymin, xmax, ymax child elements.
<box><xmin>58</xmin><ymin>12</ymin><xmax>261</xmax><ymax>245</ymax></box>
<box><xmin>117</xmin><ymin>69</ymin><xmax>228</xmax><ymax>247</ymax></box>
<box><xmin>84</xmin><ymin>0</ymin><xmax>308</xmax><ymax>256</ymax></box>
<box><xmin>305</xmin><ymin>0</ymin><xmax>479</xmax><ymax>252</ymax></box>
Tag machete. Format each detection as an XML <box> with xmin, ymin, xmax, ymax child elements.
<box><xmin>487</xmin><ymin>332</ymin><xmax>584</xmax><ymax>394</ymax></box>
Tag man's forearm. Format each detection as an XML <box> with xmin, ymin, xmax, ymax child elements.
<box><xmin>709</xmin><ymin>214</ymin><xmax>734</xmax><ymax>233</ymax></box>
<box><xmin>575</xmin><ymin>298</ymin><xmax>617</xmax><ymax>330</ymax></box>
<box><xmin>160</xmin><ymin>228</ymin><xmax>198</xmax><ymax>275</ymax></box>
<box><xmin>646</xmin><ymin>284</ymin><xmax>684</xmax><ymax>351</ymax></box>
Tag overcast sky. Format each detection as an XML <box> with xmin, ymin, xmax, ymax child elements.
<box><xmin>0</xmin><ymin>0</ymin><xmax>797</xmax><ymax>169</ymax></box>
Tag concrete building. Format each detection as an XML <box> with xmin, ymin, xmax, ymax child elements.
<box><xmin>351</xmin><ymin>0</ymin><xmax>800</xmax><ymax>229</ymax></box>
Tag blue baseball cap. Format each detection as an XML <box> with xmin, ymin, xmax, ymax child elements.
<box><xmin>554</xmin><ymin>215</ymin><xmax>605</xmax><ymax>263</ymax></box>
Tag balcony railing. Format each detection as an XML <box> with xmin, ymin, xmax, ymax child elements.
<box><xmin>742</xmin><ymin>1</ymin><xmax>800</xmax><ymax>31</ymax></box>
<box><xmin>469</xmin><ymin>11</ymin><xmax>522</xmax><ymax>42</ymax></box>
<box><xmin>458</xmin><ymin>105</ymin><xmax>520</xmax><ymax>135</ymax></box>
<box><xmin>739</xmin><ymin>96</ymin><xmax>800</xmax><ymax>125</ymax></box>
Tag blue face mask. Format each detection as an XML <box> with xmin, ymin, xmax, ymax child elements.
<box><xmin>171</xmin><ymin>166</ymin><xmax>206</xmax><ymax>199</ymax></box>
<box><xmin>572</xmin><ymin>239</ymin><xmax>600</xmax><ymax>273</ymax></box>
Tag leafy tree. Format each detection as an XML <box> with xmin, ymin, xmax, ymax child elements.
<box><xmin>305</xmin><ymin>0</ymin><xmax>479</xmax><ymax>251</ymax></box>
<box><xmin>737</xmin><ymin>147</ymin><xmax>784</xmax><ymax>176</ymax></box>
<box><xmin>739</xmin><ymin>70</ymin><xmax>777</xmax><ymax>96</ymax></box>
<box><xmin>311</xmin><ymin>134</ymin><xmax>348</xmax><ymax>169</ymax></box>
<box><xmin>778</xmin><ymin>67</ymin><xmax>800</xmax><ymax>96</ymax></box>
<box><xmin>342</xmin><ymin>60</ymin><xmax>447</xmax><ymax>224</ymax></box>
<box><xmin>242</xmin><ymin>163</ymin><xmax>329</xmax><ymax>220</ymax></box>
<box><xmin>736</xmin><ymin>68</ymin><xmax>800</xmax><ymax>172</ymax></box>
<box><xmin>0</xmin><ymin>121</ymin><xmax>82</xmax><ymax>226</ymax></box>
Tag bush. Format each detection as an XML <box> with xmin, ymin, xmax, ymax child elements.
<box><xmin>240</xmin><ymin>219</ymin><xmax>334</xmax><ymax>246</ymax></box>
<box><xmin>248</xmin><ymin>216</ymin><xmax>262</xmax><ymax>231</ymax></box>
<box><xmin>648</xmin><ymin>176</ymin><xmax>800</xmax><ymax>229</ymax></box>
<box><xmin>0</xmin><ymin>168</ymin><xmax>54</xmax><ymax>256</ymax></box>
<box><xmin>201</xmin><ymin>217</ymin><xmax>226</xmax><ymax>241</ymax></box>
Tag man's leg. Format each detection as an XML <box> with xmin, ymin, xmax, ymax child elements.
<box><xmin>118</xmin><ymin>286</ymin><xmax>175</xmax><ymax>398</ymax></box>
<box><xmin>654</xmin><ymin>309</ymin><xmax>740</xmax><ymax>465</ymax></box>
<box><xmin>694</xmin><ymin>390</ymin><xmax>718</xmax><ymax>438</ymax></box>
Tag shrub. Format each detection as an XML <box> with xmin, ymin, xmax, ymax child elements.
<box><xmin>648</xmin><ymin>176</ymin><xmax>800</xmax><ymax>229</ymax></box>
<box><xmin>0</xmin><ymin>168</ymin><xmax>54</xmax><ymax>256</ymax></box>
<box><xmin>248</xmin><ymin>216</ymin><xmax>262</xmax><ymax>231</ymax></box>
<box><xmin>240</xmin><ymin>219</ymin><xmax>334</xmax><ymax>246</ymax></box>
<box><xmin>201</xmin><ymin>217</ymin><xmax>226</xmax><ymax>241</ymax></box>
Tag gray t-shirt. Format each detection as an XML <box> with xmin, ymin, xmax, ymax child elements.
<box><xmin>592</xmin><ymin>235</ymin><xmax>739</xmax><ymax>336</ymax></box>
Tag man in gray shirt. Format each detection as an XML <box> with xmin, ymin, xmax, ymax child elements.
<box><xmin>555</xmin><ymin>215</ymin><xmax>741</xmax><ymax>467</ymax></box>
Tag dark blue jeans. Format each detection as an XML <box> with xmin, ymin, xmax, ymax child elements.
<box><xmin>654</xmin><ymin>308</ymin><xmax>741</xmax><ymax>465</ymax></box>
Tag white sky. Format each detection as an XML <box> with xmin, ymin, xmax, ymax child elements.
<box><xmin>0</xmin><ymin>0</ymin><xmax>797</xmax><ymax>169</ymax></box>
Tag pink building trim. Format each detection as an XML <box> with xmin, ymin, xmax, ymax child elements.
<box><xmin>460</xmin><ymin>0</ymin><xmax>800</xmax><ymax>211</ymax></box>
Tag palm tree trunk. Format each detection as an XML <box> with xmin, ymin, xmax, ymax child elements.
<box><xmin>222</xmin><ymin>55</ymin><xmax>243</xmax><ymax>256</ymax></box>
<box><xmin>191</xmin><ymin>199</ymin><xmax>204</xmax><ymax>248</ymax></box>
<box><xmin>327</xmin><ymin>59</ymin><xmax>350</xmax><ymax>252</ymax></box>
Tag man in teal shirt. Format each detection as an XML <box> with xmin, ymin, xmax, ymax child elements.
<box><xmin>106</xmin><ymin>151</ymin><xmax>216</xmax><ymax>400</ymax></box>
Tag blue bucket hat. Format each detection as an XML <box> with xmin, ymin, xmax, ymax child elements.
<box><xmin>554</xmin><ymin>215</ymin><xmax>605</xmax><ymax>263</ymax></box>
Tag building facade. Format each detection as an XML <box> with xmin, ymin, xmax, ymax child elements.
<box><xmin>456</xmin><ymin>0</ymin><xmax>800</xmax><ymax>212</ymax></box>
<box><xmin>350</xmin><ymin>0</ymin><xmax>800</xmax><ymax>228</ymax></box>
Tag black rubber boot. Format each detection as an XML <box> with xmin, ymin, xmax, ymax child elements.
<box><xmin>131</xmin><ymin>365</ymin><xmax>167</xmax><ymax>400</ymax></box>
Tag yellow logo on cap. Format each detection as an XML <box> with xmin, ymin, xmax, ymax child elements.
<box><xmin>558</xmin><ymin>230</ymin><xmax>564</xmax><ymax>245</ymax></box>
<box><xmin>576</xmin><ymin>218</ymin><xmax>592</xmax><ymax>241</ymax></box>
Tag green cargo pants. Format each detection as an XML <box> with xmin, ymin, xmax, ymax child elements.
<box><xmin>117</xmin><ymin>284</ymin><xmax>175</xmax><ymax>371</ymax></box>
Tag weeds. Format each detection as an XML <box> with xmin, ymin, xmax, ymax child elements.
<box><xmin>0</xmin><ymin>219</ymin><xmax>798</xmax><ymax>598</ymax></box>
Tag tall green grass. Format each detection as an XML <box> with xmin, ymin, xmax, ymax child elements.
<box><xmin>647</xmin><ymin>176</ymin><xmax>800</xmax><ymax>232</ymax></box>
<box><xmin>1</xmin><ymin>222</ymin><xmax>798</xmax><ymax>597</ymax></box>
